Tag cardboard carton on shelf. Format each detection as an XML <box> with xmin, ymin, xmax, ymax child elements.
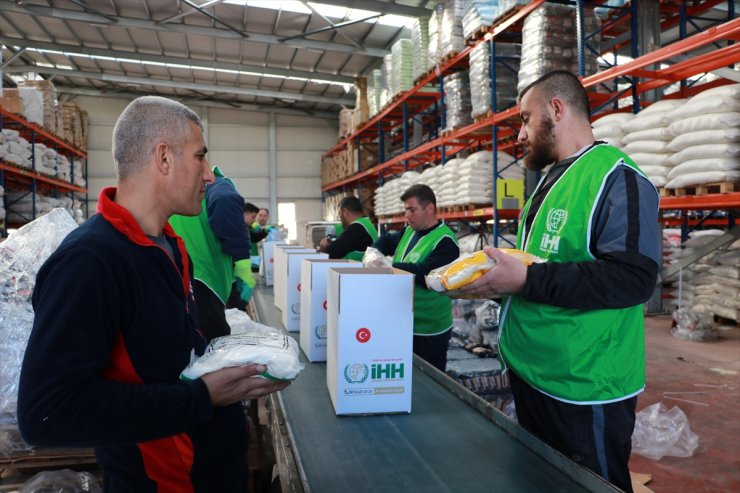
<box><xmin>300</xmin><ymin>259</ymin><xmax>363</xmax><ymax>362</ymax></box>
<box><xmin>326</xmin><ymin>267</ymin><xmax>414</xmax><ymax>415</ymax></box>
<box><xmin>280</xmin><ymin>251</ymin><xmax>327</xmax><ymax>332</ymax></box>
<box><xmin>0</xmin><ymin>88</ymin><xmax>22</xmax><ymax>115</ymax></box>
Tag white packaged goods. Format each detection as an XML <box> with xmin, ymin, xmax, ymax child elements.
<box><xmin>0</xmin><ymin>209</ymin><xmax>78</xmax><ymax>457</ymax></box>
<box><xmin>469</xmin><ymin>42</ymin><xmax>521</xmax><ymax>118</ymax></box>
<box><xmin>439</xmin><ymin>0</ymin><xmax>466</xmax><ymax>60</ymax></box>
<box><xmin>427</xmin><ymin>4</ymin><xmax>444</xmax><ymax>71</ymax></box>
<box><xmin>462</xmin><ymin>0</ymin><xmax>497</xmax><ymax>40</ymax></box>
<box><xmin>667</xmin><ymin>112</ymin><xmax>740</xmax><ymax>136</ymax></box>
<box><xmin>517</xmin><ymin>3</ymin><xmax>601</xmax><ymax>93</ymax></box>
<box><xmin>667</xmin><ymin>128</ymin><xmax>740</xmax><ymax>152</ymax></box>
<box><xmin>17</xmin><ymin>88</ymin><xmax>44</xmax><ymax>126</ymax></box>
<box><xmin>367</xmin><ymin>69</ymin><xmax>383</xmax><ymax>118</ymax></box>
<box><xmin>411</xmin><ymin>17</ymin><xmax>431</xmax><ymax>82</ymax></box>
<box><xmin>362</xmin><ymin>247</ymin><xmax>393</xmax><ymax>268</ymax></box>
<box><xmin>225</xmin><ymin>308</ymin><xmax>282</xmax><ymax>336</ymax></box>
<box><xmin>300</xmin><ymin>259</ymin><xmax>363</xmax><ymax>362</ymax></box>
<box><xmin>443</xmin><ymin>71</ymin><xmax>472</xmax><ymax>131</ymax></box>
<box><xmin>326</xmin><ymin>267</ymin><xmax>414</xmax><ymax>415</ymax></box>
<box><xmin>281</xmin><ymin>252</ymin><xmax>327</xmax><ymax>332</ymax></box>
<box><xmin>180</xmin><ymin>332</ymin><xmax>304</xmax><ymax>381</ymax></box>
<box><xmin>390</xmin><ymin>38</ymin><xmax>414</xmax><ymax>99</ymax></box>
<box><xmin>273</xmin><ymin>245</ymin><xmax>314</xmax><ymax>310</ymax></box>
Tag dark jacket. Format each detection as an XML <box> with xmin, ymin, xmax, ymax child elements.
<box><xmin>18</xmin><ymin>187</ymin><xmax>248</xmax><ymax>493</ymax></box>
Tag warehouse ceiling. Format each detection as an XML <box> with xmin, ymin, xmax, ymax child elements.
<box><xmin>0</xmin><ymin>0</ymin><xmax>436</xmax><ymax>119</ymax></box>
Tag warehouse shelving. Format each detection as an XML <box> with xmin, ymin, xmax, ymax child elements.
<box><xmin>322</xmin><ymin>3</ymin><xmax>739</xmax><ymax>230</ymax></box>
<box><xmin>0</xmin><ymin>106</ymin><xmax>87</xmax><ymax>237</ymax></box>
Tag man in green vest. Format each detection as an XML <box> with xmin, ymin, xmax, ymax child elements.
<box><xmin>170</xmin><ymin>167</ymin><xmax>256</xmax><ymax>341</ymax></box>
<box><xmin>461</xmin><ymin>70</ymin><xmax>660</xmax><ymax>493</ymax></box>
<box><xmin>318</xmin><ymin>196</ymin><xmax>378</xmax><ymax>261</ymax></box>
<box><xmin>374</xmin><ymin>184</ymin><xmax>460</xmax><ymax>371</ymax></box>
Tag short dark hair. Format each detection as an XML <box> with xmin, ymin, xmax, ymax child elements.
<box><xmin>338</xmin><ymin>196</ymin><xmax>363</xmax><ymax>214</ymax></box>
<box><xmin>259</xmin><ymin>207</ymin><xmax>269</xmax><ymax>214</ymax></box>
<box><xmin>519</xmin><ymin>70</ymin><xmax>591</xmax><ymax>122</ymax></box>
<box><xmin>401</xmin><ymin>184</ymin><xmax>436</xmax><ymax>208</ymax></box>
<box><xmin>243</xmin><ymin>202</ymin><xmax>259</xmax><ymax>214</ymax></box>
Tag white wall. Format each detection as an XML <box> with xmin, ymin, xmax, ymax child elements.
<box><xmin>78</xmin><ymin>97</ymin><xmax>335</xmax><ymax>233</ymax></box>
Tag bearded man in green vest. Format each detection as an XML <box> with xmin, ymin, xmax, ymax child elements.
<box><xmin>374</xmin><ymin>184</ymin><xmax>460</xmax><ymax>371</ymax></box>
<box><xmin>461</xmin><ymin>70</ymin><xmax>660</xmax><ymax>493</ymax></box>
<box><xmin>319</xmin><ymin>196</ymin><xmax>378</xmax><ymax>261</ymax></box>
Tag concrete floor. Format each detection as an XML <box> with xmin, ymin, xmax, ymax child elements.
<box><xmin>629</xmin><ymin>315</ymin><xmax>740</xmax><ymax>493</ymax></box>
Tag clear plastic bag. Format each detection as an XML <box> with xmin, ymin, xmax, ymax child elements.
<box><xmin>21</xmin><ymin>469</ymin><xmax>100</xmax><ymax>493</ymax></box>
<box><xmin>362</xmin><ymin>247</ymin><xmax>393</xmax><ymax>268</ymax></box>
<box><xmin>180</xmin><ymin>332</ymin><xmax>304</xmax><ymax>381</ymax></box>
<box><xmin>671</xmin><ymin>307</ymin><xmax>718</xmax><ymax>341</ymax></box>
<box><xmin>475</xmin><ymin>300</ymin><xmax>499</xmax><ymax>330</ymax></box>
<box><xmin>631</xmin><ymin>402</ymin><xmax>699</xmax><ymax>460</ymax></box>
<box><xmin>225</xmin><ymin>308</ymin><xmax>282</xmax><ymax>336</ymax></box>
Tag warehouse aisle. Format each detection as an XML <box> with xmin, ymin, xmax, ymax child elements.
<box><xmin>629</xmin><ymin>316</ymin><xmax>740</xmax><ymax>493</ymax></box>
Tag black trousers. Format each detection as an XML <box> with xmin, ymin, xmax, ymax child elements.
<box><xmin>193</xmin><ymin>280</ymin><xmax>231</xmax><ymax>342</ymax></box>
<box><xmin>510</xmin><ymin>371</ymin><xmax>636</xmax><ymax>493</ymax></box>
<box><xmin>413</xmin><ymin>329</ymin><xmax>453</xmax><ymax>372</ymax></box>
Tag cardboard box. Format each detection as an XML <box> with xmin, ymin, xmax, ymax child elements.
<box><xmin>273</xmin><ymin>245</ymin><xmax>315</xmax><ymax>310</ymax></box>
<box><xmin>300</xmin><ymin>259</ymin><xmax>363</xmax><ymax>362</ymax></box>
<box><xmin>326</xmin><ymin>267</ymin><xmax>414</xmax><ymax>415</ymax></box>
<box><xmin>259</xmin><ymin>240</ymin><xmax>286</xmax><ymax>286</ymax></box>
<box><xmin>281</xmin><ymin>251</ymin><xmax>328</xmax><ymax>332</ymax></box>
<box><xmin>0</xmin><ymin>89</ymin><xmax>21</xmax><ymax>114</ymax></box>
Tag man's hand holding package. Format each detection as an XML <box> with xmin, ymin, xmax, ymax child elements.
<box><xmin>202</xmin><ymin>364</ymin><xmax>289</xmax><ymax>406</ymax></box>
<box><xmin>459</xmin><ymin>246</ymin><xmax>528</xmax><ymax>296</ymax></box>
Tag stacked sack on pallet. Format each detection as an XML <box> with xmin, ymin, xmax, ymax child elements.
<box><xmin>620</xmin><ymin>99</ymin><xmax>685</xmax><ymax>189</ymax></box>
<box><xmin>0</xmin><ymin>185</ymin><xmax>4</xmax><ymax>223</ymax></box>
<box><xmin>591</xmin><ymin>112</ymin><xmax>633</xmax><ymax>148</ymax></box>
<box><xmin>663</xmin><ymin>83</ymin><xmax>740</xmax><ymax>190</ymax></box>
<box><xmin>417</xmin><ymin>165</ymin><xmax>444</xmax><ymax>200</ymax></box>
<box><xmin>428</xmin><ymin>0</ymin><xmax>465</xmax><ymax>69</ymax></box>
<box><xmin>664</xmin><ymin>229</ymin><xmax>740</xmax><ymax>324</ymax></box>
<box><xmin>367</xmin><ymin>69</ymin><xmax>383</xmax><ymax>118</ymax></box>
<box><xmin>443</xmin><ymin>72</ymin><xmax>473</xmax><ymax>132</ymax></box>
<box><xmin>411</xmin><ymin>16</ymin><xmax>431</xmax><ymax>82</ymax></box>
<box><xmin>4</xmin><ymin>192</ymin><xmax>84</xmax><ymax>225</ymax></box>
<box><xmin>390</xmin><ymin>38</ymin><xmax>415</xmax><ymax>100</ymax></box>
<box><xmin>469</xmin><ymin>42</ymin><xmax>521</xmax><ymax>119</ymax></box>
<box><xmin>517</xmin><ymin>3</ymin><xmax>601</xmax><ymax>94</ymax></box>
<box><xmin>435</xmin><ymin>158</ymin><xmax>467</xmax><ymax>207</ymax></box>
<box><xmin>373</xmin><ymin>171</ymin><xmax>420</xmax><ymax>217</ymax></box>
<box><xmin>453</xmin><ymin>151</ymin><xmax>523</xmax><ymax>206</ymax></box>
<box><xmin>0</xmin><ymin>129</ymin><xmax>32</xmax><ymax>169</ymax></box>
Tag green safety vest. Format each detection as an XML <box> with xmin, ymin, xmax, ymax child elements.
<box><xmin>250</xmin><ymin>222</ymin><xmax>262</xmax><ymax>256</ymax></box>
<box><xmin>393</xmin><ymin>223</ymin><xmax>458</xmax><ymax>335</ymax></box>
<box><xmin>169</xmin><ymin>166</ymin><xmax>235</xmax><ymax>304</ymax></box>
<box><xmin>500</xmin><ymin>144</ymin><xmax>655</xmax><ymax>404</ymax></box>
<box><xmin>343</xmin><ymin>216</ymin><xmax>379</xmax><ymax>261</ymax></box>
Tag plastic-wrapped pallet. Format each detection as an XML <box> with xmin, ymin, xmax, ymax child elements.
<box><xmin>0</xmin><ymin>209</ymin><xmax>78</xmax><ymax>457</ymax></box>
<box><xmin>663</xmin><ymin>84</ymin><xmax>740</xmax><ymax>190</ymax></box>
<box><xmin>0</xmin><ymin>184</ymin><xmax>4</xmax><ymax>222</ymax></box>
<box><xmin>411</xmin><ymin>16</ymin><xmax>431</xmax><ymax>82</ymax></box>
<box><xmin>427</xmin><ymin>3</ymin><xmax>445</xmax><ymax>71</ymax></box>
<box><xmin>462</xmin><ymin>0</ymin><xmax>498</xmax><ymax>41</ymax></box>
<box><xmin>443</xmin><ymin>71</ymin><xmax>472</xmax><ymax>132</ymax></box>
<box><xmin>367</xmin><ymin>69</ymin><xmax>382</xmax><ymax>118</ymax></box>
<box><xmin>381</xmin><ymin>53</ymin><xmax>393</xmax><ymax>109</ymax></box>
<box><xmin>439</xmin><ymin>0</ymin><xmax>466</xmax><ymax>61</ymax></box>
<box><xmin>436</xmin><ymin>158</ymin><xmax>466</xmax><ymax>207</ymax></box>
<box><xmin>469</xmin><ymin>42</ymin><xmax>521</xmax><ymax>119</ymax></box>
<box><xmin>620</xmin><ymin>99</ymin><xmax>686</xmax><ymax>189</ymax></box>
<box><xmin>517</xmin><ymin>3</ymin><xmax>601</xmax><ymax>94</ymax></box>
<box><xmin>390</xmin><ymin>38</ymin><xmax>415</xmax><ymax>99</ymax></box>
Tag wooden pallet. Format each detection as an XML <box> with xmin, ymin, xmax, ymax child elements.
<box><xmin>473</xmin><ymin>111</ymin><xmax>495</xmax><ymax>123</ymax></box>
<box><xmin>0</xmin><ymin>448</ymin><xmax>98</xmax><ymax>492</ymax></box>
<box><xmin>464</xmin><ymin>5</ymin><xmax>524</xmax><ymax>45</ymax></box>
<box><xmin>662</xmin><ymin>181</ymin><xmax>738</xmax><ymax>197</ymax></box>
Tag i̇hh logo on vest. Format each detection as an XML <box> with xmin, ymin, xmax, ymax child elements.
<box><xmin>540</xmin><ymin>208</ymin><xmax>567</xmax><ymax>254</ymax></box>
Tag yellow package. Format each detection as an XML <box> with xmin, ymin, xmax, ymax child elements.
<box><xmin>426</xmin><ymin>249</ymin><xmax>545</xmax><ymax>292</ymax></box>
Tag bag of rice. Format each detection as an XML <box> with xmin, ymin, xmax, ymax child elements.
<box><xmin>181</xmin><ymin>332</ymin><xmax>304</xmax><ymax>381</ymax></box>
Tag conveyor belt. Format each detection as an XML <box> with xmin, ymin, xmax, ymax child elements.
<box><xmin>254</xmin><ymin>286</ymin><xmax>621</xmax><ymax>493</ymax></box>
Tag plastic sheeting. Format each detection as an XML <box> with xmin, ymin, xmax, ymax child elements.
<box><xmin>469</xmin><ymin>42</ymin><xmax>521</xmax><ymax>119</ymax></box>
<box><xmin>0</xmin><ymin>208</ymin><xmax>78</xmax><ymax>456</ymax></box>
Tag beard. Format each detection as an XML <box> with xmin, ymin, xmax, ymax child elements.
<box><xmin>523</xmin><ymin>115</ymin><xmax>557</xmax><ymax>171</ymax></box>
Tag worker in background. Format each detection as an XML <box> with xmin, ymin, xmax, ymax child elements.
<box><xmin>461</xmin><ymin>70</ymin><xmax>660</xmax><ymax>493</ymax></box>
<box><xmin>245</xmin><ymin>203</ymin><xmax>270</xmax><ymax>265</ymax></box>
<box><xmin>169</xmin><ymin>167</ymin><xmax>256</xmax><ymax>342</ymax></box>
<box><xmin>318</xmin><ymin>195</ymin><xmax>378</xmax><ymax>260</ymax></box>
<box><xmin>373</xmin><ymin>184</ymin><xmax>460</xmax><ymax>371</ymax></box>
<box><xmin>18</xmin><ymin>96</ymin><xmax>288</xmax><ymax>492</ymax></box>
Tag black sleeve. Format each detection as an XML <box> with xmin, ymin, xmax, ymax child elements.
<box><xmin>18</xmin><ymin>247</ymin><xmax>212</xmax><ymax>447</ymax></box>
<box><xmin>373</xmin><ymin>230</ymin><xmax>403</xmax><ymax>257</ymax></box>
<box><xmin>205</xmin><ymin>179</ymin><xmax>250</xmax><ymax>262</ymax></box>
<box><xmin>393</xmin><ymin>236</ymin><xmax>461</xmax><ymax>287</ymax></box>
<box><xmin>325</xmin><ymin>223</ymin><xmax>374</xmax><ymax>259</ymax></box>
<box><xmin>522</xmin><ymin>167</ymin><xmax>660</xmax><ymax>310</ymax></box>
<box><xmin>250</xmin><ymin>227</ymin><xmax>268</xmax><ymax>245</ymax></box>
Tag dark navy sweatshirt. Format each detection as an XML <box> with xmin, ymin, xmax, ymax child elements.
<box><xmin>17</xmin><ymin>187</ymin><xmax>248</xmax><ymax>493</ymax></box>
